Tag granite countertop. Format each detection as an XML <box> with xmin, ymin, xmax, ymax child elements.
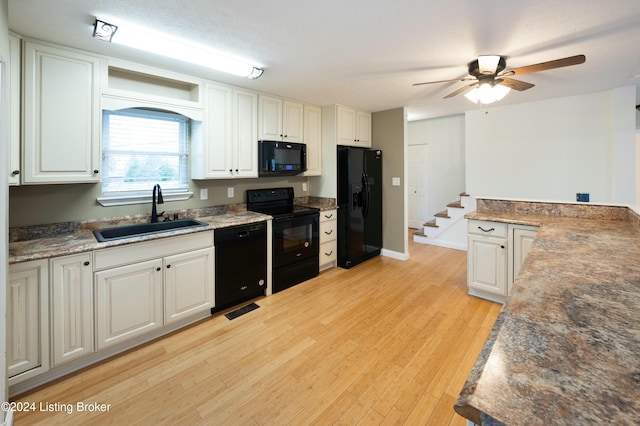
<box><xmin>8</xmin><ymin>207</ymin><xmax>270</xmax><ymax>265</ymax></box>
<box><xmin>456</xmin><ymin>200</ymin><xmax>640</xmax><ymax>425</ymax></box>
<box><xmin>9</xmin><ymin>198</ymin><xmax>339</xmax><ymax>265</ymax></box>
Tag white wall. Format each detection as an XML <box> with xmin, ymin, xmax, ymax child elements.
<box><xmin>407</xmin><ymin>114</ymin><xmax>465</xmax><ymax>218</ymax></box>
<box><xmin>0</xmin><ymin>0</ymin><xmax>9</xmax><ymax>420</ymax></box>
<box><xmin>465</xmin><ymin>87</ymin><xmax>637</xmax><ymax>204</ymax></box>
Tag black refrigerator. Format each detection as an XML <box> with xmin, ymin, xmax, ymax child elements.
<box><xmin>337</xmin><ymin>145</ymin><xmax>383</xmax><ymax>269</ymax></box>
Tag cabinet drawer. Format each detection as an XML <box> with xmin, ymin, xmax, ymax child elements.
<box><xmin>320</xmin><ymin>209</ymin><xmax>337</xmax><ymax>223</ymax></box>
<box><xmin>468</xmin><ymin>220</ymin><xmax>507</xmax><ymax>238</ymax></box>
<box><xmin>320</xmin><ymin>241</ymin><xmax>337</xmax><ymax>264</ymax></box>
<box><xmin>320</xmin><ymin>220</ymin><xmax>337</xmax><ymax>244</ymax></box>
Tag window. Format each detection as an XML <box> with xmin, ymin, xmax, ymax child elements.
<box><xmin>99</xmin><ymin>108</ymin><xmax>191</xmax><ymax>205</ymax></box>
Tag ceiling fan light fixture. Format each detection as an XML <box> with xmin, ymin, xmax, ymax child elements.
<box><xmin>465</xmin><ymin>83</ymin><xmax>511</xmax><ymax>105</ymax></box>
<box><xmin>478</xmin><ymin>55</ymin><xmax>501</xmax><ymax>74</ymax></box>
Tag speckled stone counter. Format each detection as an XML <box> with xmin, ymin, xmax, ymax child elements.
<box><xmin>455</xmin><ymin>199</ymin><xmax>640</xmax><ymax>425</ymax></box>
<box><xmin>9</xmin><ymin>205</ymin><xmax>271</xmax><ymax>264</ymax></box>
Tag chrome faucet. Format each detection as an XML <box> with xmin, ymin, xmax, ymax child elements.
<box><xmin>151</xmin><ymin>184</ymin><xmax>164</xmax><ymax>223</ymax></box>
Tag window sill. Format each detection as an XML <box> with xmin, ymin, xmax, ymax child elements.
<box><xmin>97</xmin><ymin>191</ymin><xmax>193</xmax><ymax>207</ymax></box>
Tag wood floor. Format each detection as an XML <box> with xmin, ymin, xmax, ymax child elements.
<box><xmin>12</xmin><ymin>235</ymin><xmax>501</xmax><ymax>425</ymax></box>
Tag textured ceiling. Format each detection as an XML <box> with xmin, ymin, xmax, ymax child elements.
<box><xmin>8</xmin><ymin>0</ymin><xmax>640</xmax><ymax>120</ymax></box>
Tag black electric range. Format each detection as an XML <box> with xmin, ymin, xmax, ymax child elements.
<box><xmin>246</xmin><ymin>188</ymin><xmax>320</xmax><ymax>293</ymax></box>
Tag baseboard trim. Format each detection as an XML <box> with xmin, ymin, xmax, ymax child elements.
<box><xmin>381</xmin><ymin>249</ymin><xmax>409</xmax><ymax>261</ymax></box>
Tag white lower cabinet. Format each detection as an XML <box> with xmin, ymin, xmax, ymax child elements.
<box><xmin>95</xmin><ymin>258</ymin><xmax>164</xmax><ymax>350</ymax></box>
<box><xmin>164</xmin><ymin>247</ymin><xmax>215</xmax><ymax>324</ymax></box>
<box><xmin>319</xmin><ymin>209</ymin><xmax>338</xmax><ymax>270</ymax></box>
<box><xmin>50</xmin><ymin>253</ymin><xmax>94</xmax><ymax>365</ymax></box>
<box><xmin>93</xmin><ymin>231</ymin><xmax>214</xmax><ymax>350</ymax></box>
<box><xmin>8</xmin><ymin>259</ymin><xmax>49</xmax><ymax>384</ymax></box>
<box><xmin>467</xmin><ymin>220</ymin><xmax>538</xmax><ymax>303</ymax></box>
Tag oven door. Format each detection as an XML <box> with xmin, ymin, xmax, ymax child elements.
<box><xmin>272</xmin><ymin>213</ymin><xmax>319</xmax><ymax>268</ymax></box>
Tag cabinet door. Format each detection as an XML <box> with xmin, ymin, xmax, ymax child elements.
<box><xmin>233</xmin><ymin>89</ymin><xmax>259</xmax><ymax>178</ymax></box>
<box><xmin>258</xmin><ymin>95</ymin><xmax>283</xmax><ymax>141</ymax></box>
<box><xmin>196</xmin><ymin>82</ymin><xmax>233</xmax><ymax>179</ymax></box>
<box><xmin>8</xmin><ymin>260</ymin><xmax>49</xmax><ymax>381</ymax></box>
<box><xmin>511</xmin><ymin>228</ymin><xmax>538</xmax><ymax>291</ymax></box>
<box><xmin>336</xmin><ymin>105</ymin><xmax>357</xmax><ymax>146</ymax></box>
<box><xmin>51</xmin><ymin>253</ymin><xmax>93</xmax><ymax>366</ymax></box>
<box><xmin>8</xmin><ymin>35</ymin><xmax>20</xmax><ymax>185</ymax></box>
<box><xmin>22</xmin><ymin>41</ymin><xmax>101</xmax><ymax>183</ymax></box>
<box><xmin>355</xmin><ymin>110</ymin><xmax>372</xmax><ymax>147</ymax></box>
<box><xmin>282</xmin><ymin>100</ymin><xmax>304</xmax><ymax>142</ymax></box>
<box><xmin>164</xmin><ymin>247</ymin><xmax>215</xmax><ymax>324</ymax></box>
<box><xmin>468</xmin><ymin>235</ymin><xmax>507</xmax><ymax>297</ymax></box>
<box><xmin>303</xmin><ymin>104</ymin><xmax>322</xmax><ymax>176</ymax></box>
<box><xmin>95</xmin><ymin>259</ymin><xmax>163</xmax><ymax>350</ymax></box>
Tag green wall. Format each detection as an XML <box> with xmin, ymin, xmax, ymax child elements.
<box><xmin>372</xmin><ymin>107</ymin><xmax>406</xmax><ymax>257</ymax></box>
<box><xmin>9</xmin><ymin>177</ymin><xmax>308</xmax><ymax>227</ymax></box>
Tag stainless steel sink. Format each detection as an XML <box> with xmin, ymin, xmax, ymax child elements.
<box><xmin>93</xmin><ymin>219</ymin><xmax>208</xmax><ymax>242</ymax></box>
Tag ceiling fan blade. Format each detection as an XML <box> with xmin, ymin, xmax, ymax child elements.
<box><xmin>507</xmin><ymin>54</ymin><xmax>586</xmax><ymax>76</ymax></box>
<box><xmin>443</xmin><ymin>83</ymin><xmax>477</xmax><ymax>99</ymax></box>
<box><xmin>499</xmin><ymin>78</ymin><xmax>535</xmax><ymax>91</ymax></box>
<box><xmin>413</xmin><ymin>77</ymin><xmax>476</xmax><ymax>86</ymax></box>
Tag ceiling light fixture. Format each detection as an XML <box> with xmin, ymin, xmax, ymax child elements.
<box><xmin>92</xmin><ymin>18</ymin><xmax>264</xmax><ymax>79</ymax></box>
<box><xmin>93</xmin><ymin>19</ymin><xmax>118</xmax><ymax>42</ymax></box>
<box><xmin>477</xmin><ymin>55</ymin><xmax>500</xmax><ymax>75</ymax></box>
<box><xmin>465</xmin><ymin>83</ymin><xmax>511</xmax><ymax>105</ymax></box>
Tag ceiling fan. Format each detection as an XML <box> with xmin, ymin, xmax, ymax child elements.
<box><xmin>413</xmin><ymin>54</ymin><xmax>586</xmax><ymax>104</ymax></box>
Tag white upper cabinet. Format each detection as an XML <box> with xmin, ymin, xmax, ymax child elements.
<box><xmin>303</xmin><ymin>104</ymin><xmax>322</xmax><ymax>176</ymax></box>
<box><xmin>8</xmin><ymin>35</ymin><xmax>21</xmax><ymax>185</ymax></box>
<box><xmin>22</xmin><ymin>41</ymin><xmax>101</xmax><ymax>184</ymax></box>
<box><xmin>337</xmin><ymin>105</ymin><xmax>371</xmax><ymax>147</ymax></box>
<box><xmin>192</xmin><ymin>82</ymin><xmax>258</xmax><ymax>179</ymax></box>
<box><xmin>258</xmin><ymin>95</ymin><xmax>304</xmax><ymax>142</ymax></box>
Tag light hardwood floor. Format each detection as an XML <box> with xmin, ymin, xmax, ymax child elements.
<box><xmin>12</xmin><ymin>234</ymin><xmax>501</xmax><ymax>425</ymax></box>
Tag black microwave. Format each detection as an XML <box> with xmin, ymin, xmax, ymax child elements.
<box><xmin>258</xmin><ymin>140</ymin><xmax>307</xmax><ymax>177</ymax></box>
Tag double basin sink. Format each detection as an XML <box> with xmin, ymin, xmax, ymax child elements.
<box><xmin>93</xmin><ymin>218</ymin><xmax>208</xmax><ymax>242</ymax></box>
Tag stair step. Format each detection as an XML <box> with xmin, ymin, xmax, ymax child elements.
<box><xmin>413</xmin><ymin>230</ymin><xmax>427</xmax><ymax>237</ymax></box>
<box><xmin>424</xmin><ymin>219</ymin><xmax>438</xmax><ymax>228</ymax></box>
<box><xmin>446</xmin><ymin>200</ymin><xmax>464</xmax><ymax>209</ymax></box>
<box><xmin>434</xmin><ymin>210</ymin><xmax>450</xmax><ymax>218</ymax></box>
<box><xmin>459</xmin><ymin>192</ymin><xmax>469</xmax><ymax>197</ymax></box>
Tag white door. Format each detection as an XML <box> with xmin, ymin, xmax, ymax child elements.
<box><xmin>408</xmin><ymin>145</ymin><xmax>429</xmax><ymax>229</ymax></box>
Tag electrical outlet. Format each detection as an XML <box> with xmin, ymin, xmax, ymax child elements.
<box><xmin>302</xmin><ymin>182</ymin><xmax>307</xmax><ymax>192</ymax></box>
<box><xmin>200</xmin><ymin>188</ymin><xmax>208</xmax><ymax>200</ymax></box>
<box><xmin>227</xmin><ymin>187</ymin><xmax>234</xmax><ymax>198</ymax></box>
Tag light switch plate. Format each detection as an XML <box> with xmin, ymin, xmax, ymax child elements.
<box><xmin>227</xmin><ymin>187</ymin><xmax>234</xmax><ymax>198</ymax></box>
<box><xmin>302</xmin><ymin>182</ymin><xmax>307</xmax><ymax>192</ymax></box>
<box><xmin>200</xmin><ymin>188</ymin><xmax>208</xmax><ymax>200</ymax></box>
<box><xmin>392</xmin><ymin>177</ymin><xmax>401</xmax><ymax>186</ymax></box>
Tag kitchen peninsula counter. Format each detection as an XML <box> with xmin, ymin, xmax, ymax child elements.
<box><xmin>9</xmin><ymin>205</ymin><xmax>270</xmax><ymax>264</ymax></box>
<box><xmin>455</xmin><ymin>199</ymin><xmax>640</xmax><ymax>425</ymax></box>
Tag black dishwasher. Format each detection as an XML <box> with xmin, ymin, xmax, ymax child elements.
<box><xmin>213</xmin><ymin>222</ymin><xmax>267</xmax><ymax>312</ymax></box>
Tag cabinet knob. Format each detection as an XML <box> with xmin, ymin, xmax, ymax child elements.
<box><xmin>500</xmin><ymin>245</ymin><xmax>505</xmax><ymax>249</ymax></box>
<box><xmin>166</xmin><ymin>264</ymin><xmax>171</xmax><ymax>269</ymax></box>
<box><xmin>156</xmin><ymin>267</ymin><xmax>161</xmax><ymax>271</ymax></box>
<box><xmin>11</xmin><ymin>170</ymin><xmax>19</xmax><ymax>175</ymax></box>
<box><xmin>83</xmin><ymin>261</ymin><xmax>90</xmax><ymax>266</ymax></box>
<box><xmin>93</xmin><ymin>169</ymin><xmax>99</xmax><ymax>174</ymax></box>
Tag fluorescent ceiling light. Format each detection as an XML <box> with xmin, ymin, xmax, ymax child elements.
<box><xmin>92</xmin><ymin>18</ymin><xmax>263</xmax><ymax>79</ymax></box>
<box><xmin>465</xmin><ymin>83</ymin><xmax>511</xmax><ymax>104</ymax></box>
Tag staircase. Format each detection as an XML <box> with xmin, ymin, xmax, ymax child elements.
<box><xmin>412</xmin><ymin>193</ymin><xmax>474</xmax><ymax>251</ymax></box>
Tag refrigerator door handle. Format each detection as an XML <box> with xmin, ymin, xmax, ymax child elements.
<box><xmin>362</xmin><ymin>173</ymin><xmax>370</xmax><ymax>219</ymax></box>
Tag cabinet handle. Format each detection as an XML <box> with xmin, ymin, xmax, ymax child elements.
<box><xmin>11</xmin><ymin>170</ymin><xmax>19</xmax><ymax>175</ymax></box>
<box><xmin>93</xmin><ymin>169</ymin><xmax>99</xmax><ymax>174</ymax></box>
<box><xmin>325</xmin><ymin>250</ymin><xmax>333</xmax><ymax>256</ymax></box>
<box><xmin>324</xmin><ymin>214</ymin><xmax>333</xmax><ymax>219</ymax></box>
<box><xmin>478</xmin><ymin>226</ymin><xmax>495</xmax><ymax>233</ymax></box>
<box><xmin>324</xmin><ymin>230</ymin><xmax>333</xmax><ymax>235</ymax></box>
<box><xmin>83</xmin><ymin>261</ymin><xmax>90</xmax><ymax>266</ymax></box>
